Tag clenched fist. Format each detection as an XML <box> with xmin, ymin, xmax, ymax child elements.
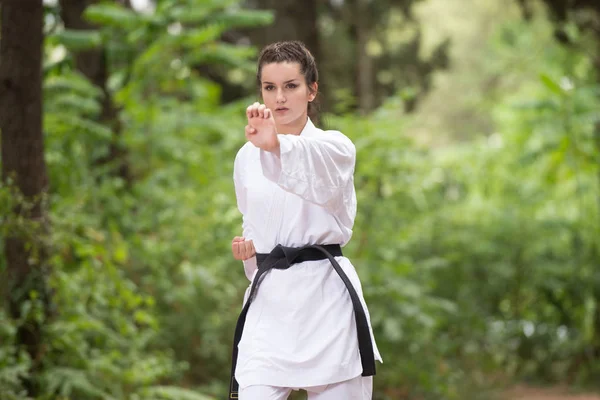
<box><xmin>232</xmin><ymin>236</ymin><xmax>256</xmax><ymax>261</ymax></box>
<box><xmin>246</xmin><ymin>102</ymin><xmax>279</xmax><ymax>153</ymax></box>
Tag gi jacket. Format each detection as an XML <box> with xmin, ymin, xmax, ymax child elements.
<box><xmin>233</xmin><ymin>118</ymin><xmax>382</xmax><ymax>388</ymax></box>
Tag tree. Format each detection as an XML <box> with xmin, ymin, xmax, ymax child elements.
<box><xmin>0</xmin><ymin>0</ymin><xmax>51</xmax><ymax>396</ymax></box>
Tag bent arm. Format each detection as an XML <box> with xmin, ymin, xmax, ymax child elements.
<box><xmin>233</xmin><ymin>152</ymin><xmax>258</xmax><ymax>281</ymax></box>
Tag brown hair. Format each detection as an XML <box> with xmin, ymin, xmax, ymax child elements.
<box><xmin>256</xmin><ymin>41</ymin><xmax>319</xmax><ymax>120</ymax></box>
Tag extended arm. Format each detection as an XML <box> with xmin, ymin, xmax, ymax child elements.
<box><xmin>260</xmin><ymin>132</ymin><xmax>356</xmax><ymax>212</ymax></box>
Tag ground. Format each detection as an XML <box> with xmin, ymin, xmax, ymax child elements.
<box><xmin>505</xmin><ymin>386</ymin><xmax>600</xmax><ymax>400</ymax></box>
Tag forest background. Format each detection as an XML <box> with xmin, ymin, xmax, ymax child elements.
<box><xmin>1</xmin><ymin>0</ymin><xmax>600</xmax><ymax>399</ymax></box>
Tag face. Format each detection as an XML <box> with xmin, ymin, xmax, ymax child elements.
<box><xmin>260</xmin><ymin>62</ymin><xmax>317</xmax><ymax>132</ymax></box>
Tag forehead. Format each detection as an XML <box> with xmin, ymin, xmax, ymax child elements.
<box><xmin>260</xmin><ymin>62</ymin><xmax>302</xmax><ymax>82</ymax></box>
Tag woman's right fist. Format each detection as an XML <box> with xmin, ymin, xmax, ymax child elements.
<box><xmin>245</xmin><ymin>102</ymin><xmax>279</xmax><ymax>153</ymax></box>
<box><xmin>232</xmin><ymin>236</ymin><xmax>256</xmax><ymax>261</ymax></box>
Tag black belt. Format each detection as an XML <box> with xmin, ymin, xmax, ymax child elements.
<box><xmin>228</xmin><ymin>243</ymin><xmax>376</xmax><ymax>399</ymax></box>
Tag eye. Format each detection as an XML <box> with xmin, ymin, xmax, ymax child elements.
<box><xmin>286</xmin><ymin>83</ymin><xmax>298</xmax><ymax>89</ymax></box>
<box><xmin>263</xmin><ymin>85</ymin><xmax>275</xmax><ymax>91</ymax></box>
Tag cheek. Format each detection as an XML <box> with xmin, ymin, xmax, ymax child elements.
<box><xmin>261</xmin><ymin>90</ymin><xmax>276</xmax><ymax>104</ymax></box>
<box><xmin>292</xmin><ymin>89</ymin><xmax>310</xmax><ymax>103</ymax></box>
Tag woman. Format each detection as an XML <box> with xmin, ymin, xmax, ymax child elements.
<box><xmin>230</xmin><ymin>41</ymin><xmax>382</xmax><ymax>400</ymax></box>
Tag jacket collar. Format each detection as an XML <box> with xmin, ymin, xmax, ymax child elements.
<box><xmin>299</xmin><ymin>117</ymin><xmax>316</xmax><ymax>137</ymax></box>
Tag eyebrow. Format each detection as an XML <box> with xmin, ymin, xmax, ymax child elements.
<box><xmin>262</xmin><ymin>79</ymin><xmax>299</xmax><ymax>84</ymax></box>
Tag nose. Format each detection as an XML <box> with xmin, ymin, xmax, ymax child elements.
<box><xmin>276</xmin><ymin>88</ymin><xmax>286</xmax><ymax>104</ymax></box>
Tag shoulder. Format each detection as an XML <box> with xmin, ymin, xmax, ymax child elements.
<box><xmin>233</xmin><ymin>142</ymin><xmax>258</xmax><ymax>181</ymax></box>
<box><xmin>309</xmin><ymin>125</ymin><xmax>356</xmax><ymax>155</ymax></box>
<box><xmin>325</xmin><ymin>128</ymin><xmax>354</xmax><ymax>145</ymax></box>
<box><xmin>234</xmin><ymin>141</ymin><xmax>257</xmax><ymax>165</ymax></box>
<box><xmin>307</xmin><ymin>122</ymin><xmax>354</xmax><ymax>145</ymax></box>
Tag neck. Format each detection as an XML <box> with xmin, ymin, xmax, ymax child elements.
<box><xmin>276</xmin><ymin>114</ymin><xmax>308</xmax><ymax>136</ymax></box>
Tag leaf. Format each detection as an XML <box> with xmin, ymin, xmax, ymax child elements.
<box><xmin>510</xmin><ymin>99</ymin><xmax>558</xmax><ymax>111</ymax></box>
<box><xmin>168</xmin><ymin>5</ymin><xmax>216</xmax><ymax>23</ymax></box>
<box><xmin>188</xmin><ymin>43</ymin><xmax>256</xmax><ymax>68</ymax></box>
<box><xmin>181</xmin><ymin>24</ymin><xmax>227</xmax><ymax>47</ymax></box>
<box><xmin>49</xmin><ymin>94</ymin><xmax>102</xmax><ymax>116</ymax></box>
<box><xmin>113</xmin><ymin>242</ymin><xmax>129</xmax><ymax>264</ymax></box>
<box><xmin>64</xmin><ymin>115</ymin><xmax>113</xmax><ymax>140</ymax></box>
<box><xmin>539</xmin><ymin>73</ymin><xmax>563</xmax><ymax>95</ymax></box>
<box><xmin>52</xmin><ymin>29</ymin><xmax>102</xmax><ymax>51</ymax></box>
<box><xmin>42</xmin><ymin>367</ymin><xmax>118</xmax><ymax>400</ymax></box>
<box><xmin>84</xmin><ymin>3</ymin><xmax>140</xmax><ymax>29</ymax></box>
<box><xmin>45</xmin><ymin>73</ymin><xmax>104</xmax><ymax>99</ymax></box>
<box><xmin>209</xmin><ymin>10</ymin><xmax>274</xmax><ymax>28</ymax></box>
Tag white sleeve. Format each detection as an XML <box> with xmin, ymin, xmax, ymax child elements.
<box><xmin>259</xmin><ymin>131</ymin><xmax>356</xmax><ymax>212</ymax></box>
<box><xmin>233</xmin><ymin>150</ymin><xmax>258</xmax><ymax>282</ymax></box>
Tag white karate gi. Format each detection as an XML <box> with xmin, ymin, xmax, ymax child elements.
<box><xmin>233</xmin><ymin>118</ymin><xmax>382</xmax><ymax>391</ymax></box>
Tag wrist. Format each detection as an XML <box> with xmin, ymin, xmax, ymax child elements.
<box><xmin>267</xmin><ymin>134</ymin><xmax>280</xmax><ymax>155</ymax></box>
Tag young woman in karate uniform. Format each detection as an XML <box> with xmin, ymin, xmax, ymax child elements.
<box><xmin>230</xmin><ymin>41</ymin><xmax>382</xmax><ymax>400</ymax></box>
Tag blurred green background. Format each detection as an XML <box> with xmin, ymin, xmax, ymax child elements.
<box><xmin>1</xmin><ymin>0</ymin><xmax>599</xmax><ymax>399</ymax></box>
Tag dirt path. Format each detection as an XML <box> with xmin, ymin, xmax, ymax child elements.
<box><xmin>505</xmin><ymin>386</ymin><xmax>600</xmax><ymax>400</ymax></box>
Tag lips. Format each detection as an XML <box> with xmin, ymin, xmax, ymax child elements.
<box><xmin>275</xmin><ymin>107</ymin><xmax>289</xmax><ymax>112</ymax></box>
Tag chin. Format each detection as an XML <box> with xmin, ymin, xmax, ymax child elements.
<box><xmin>280</xmin><ymin>113</ymin><xmax>303</xmax><ymax>125</ymax></box>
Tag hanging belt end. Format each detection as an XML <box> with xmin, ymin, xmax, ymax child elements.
<box><xmin>229</xmin><ymin>376</ymin><xmax>239</xmax><ymax>399</ymax></box>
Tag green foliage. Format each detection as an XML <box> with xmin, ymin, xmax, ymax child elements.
<box><xmin>0</xmin><ymin>313</ymin><xmax>32</xmax><ymax>400</ymax></box>
<box><xmin>3</xmin><ymin>0</ymin><xmax>270</xmax><ymax>399</ymax></box>
<box><xmin>324</xmin><ymin>13</ymin><xmax>600</xmax><ymax>398</ymax></box>
<box><xmin>53</xmin><ymin>30</ymin><xmax>103</xmax><ymax>51</ymax></box>
<box><xmin>84</xmin><ymin>3</ymin><xmax>140</xmax><ymax>29</ymax></box>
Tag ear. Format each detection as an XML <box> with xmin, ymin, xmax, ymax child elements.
<box><xmin>308</xmin><ymin>82</ymin><xmax>318</xmax><ymax>102</ymax></box>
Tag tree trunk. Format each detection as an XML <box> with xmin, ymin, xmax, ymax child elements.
<box><xmin>354</xmin><ymin>0</ymin><xmax>374</xmax><ymax>113</ymax></box>
<box><xmin>249</xmin><ymin>0</ymin><xmax>319</xmax><ymax>60</ymax></box>
<box><xmin>0</xmin><ymin>0</ymin><xmax>50</xmax><ymax>396</ymax></box>
<box><xmin>59</xmin><ymin>0</ymin><xmax>131</xmax><ymax>185</ymax></box>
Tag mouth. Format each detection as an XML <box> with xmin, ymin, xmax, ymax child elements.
<box><xmin>275</xmin><ymin>107</ymin><xmax>289</xmax><ymax>112</ymax></box>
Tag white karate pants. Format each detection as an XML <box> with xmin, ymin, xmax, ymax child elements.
<box><xmin>238</xmin><ymin>375</ymin><xmax>372</xmax><ymax>400</ymax></box>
